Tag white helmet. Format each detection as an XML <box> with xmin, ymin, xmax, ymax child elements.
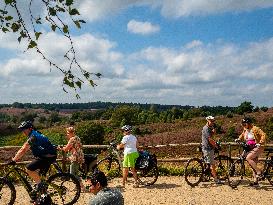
<box><xmin>206</xmin><ymin>116</ymin><xmax>215</xmax><ymax>121</ymax></box>
<box><xmin>121</xmin><ymin>125</ymin><xmax>132</xmax><ymax>131</ymax></box>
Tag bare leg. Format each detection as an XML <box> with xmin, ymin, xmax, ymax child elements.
<box><xmin>131</xmin><ymin>168</ymin><xmax>138</xmax><ymax>184</ymax></box>
<box><xmin>122</xmin><ymin>168</ymin><xmax>129</xmax><ymax>186</ymax></box>
<box><xmin>26</xmin><ymin>169</ymin><xmax>41</xmax><ymax>184</ymax></box>
<box><xmin>210</xmin><ymin>164</ymin><xmax>217</xmax><ymax>179</ymax></box>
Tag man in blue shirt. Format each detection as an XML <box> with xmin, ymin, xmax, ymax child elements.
<box><xmin>11</xmin><ymin>121</ymin><xmax>57</xmax><ymax>192</ymax></box>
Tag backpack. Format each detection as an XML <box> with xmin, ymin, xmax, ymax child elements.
<box><xmin>135</xmin><ymin>151</ymin><xmax>156</xmax><ymax>170</ymax></box>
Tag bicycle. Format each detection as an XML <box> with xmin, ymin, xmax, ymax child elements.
<box><xmin>228</xmin><ymin>141</ymin><xmax>273</xmax><ymax>188</ymax></box>
<box><xmin>0</xmin><ymin>160</ymin><xmax>80</xmax><ymax>205</ymax></box>
<box><xmin>96</xmin><ymin>142</ymin><xmax>159</xmax><ymax>186</ymax></box>
<box><xmin>184</xmin><ymin>141</ymin><xmax>233</xmax><ymax>187</ymax></box>
<box><xmin>135</xmin><ymin>150</ymin><xmax>159</xmax><ymax>186</ymax></box>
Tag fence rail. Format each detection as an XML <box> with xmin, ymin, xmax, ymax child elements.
<box><xmin>1</xmin><ymin>143</ymin><xmax>272</xmax><ymax>165</ymax></box>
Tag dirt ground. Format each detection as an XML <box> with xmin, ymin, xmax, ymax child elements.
<box><xmin>9</xmin><ymin>176</ymin><xmax>273</xmax><ymax>205</ymax></box>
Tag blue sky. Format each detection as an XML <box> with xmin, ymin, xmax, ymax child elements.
<box><xmin>1</xmin><ymin>1</ymin><xmax>273</xmax><ymax>107</ymax></box>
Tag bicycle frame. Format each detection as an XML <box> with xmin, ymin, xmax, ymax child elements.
<box><xmin>2</xmin><ymin>165</ymin><xmax>33</xmax><ymax>193</ymax></box>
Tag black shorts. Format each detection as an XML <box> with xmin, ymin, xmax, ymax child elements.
<box><xmin>26</xmin><ymin>157</ymin><xmax>56</xmax><ymax>174</ymax></box>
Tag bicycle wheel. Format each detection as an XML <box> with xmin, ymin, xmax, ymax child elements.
<box><xmin>265</xmin><ymin>163</ymin><xmax>273</xmax><ymax>186</ymax></box>
<box><xmin>228</xmin><ymin>159</ymin><xmax>244</xmax><ymax>188</ymax></box>
<box><xmin>97</xmin><ymin>158</ymin><xmax>121</xmax><ymax>179</ymax></box>
<box><xmin>137</xmin><ymin>164</ymin><xmax>159</xmax><ymax>186</ymax></box>
<box><xmin>46</xmin><ymin>173</ymin><xmax>80</xmax><ymax>205</ymax></box>
<box><xmin>0</xmin><ymin>178</ymin><xmax>16</xmax><ymax>205</ymax></box>
<box><xmin>184</xmin><ymin>158</ymin><xmax>204</xmax><ymax>187</ymax></box>
<box><xmin>215</xmin><ymin>155</ymin><xmax>233</xmax><ymax>180</ymax></box>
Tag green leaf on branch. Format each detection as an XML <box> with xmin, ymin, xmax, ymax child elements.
<box><xmin>35</xmin><ymin>17</ymin><xmax>42</xmax><ymax>24</ymax></box>
<box><xmin>35</xmin><ymin>32</ymin><xmax>42</xmax><ymax>40</ymax></box>
<box><xmin>95</xmin><ymin>73</ymin><xmax>102</xmax><ymax>78</ymax></box>
<box><xmin>49</xmin><ymin>7</ymin><xmax>56</xmax><ymax>16</ymax></box>
<box><xmin>75</xmin><ymin>81</ymin><xmax>82</xmax><ymax>89</ymax></box>
<box><xmin>79</xmin><ymin>20</ymin><xmax>86</xmax><ymax>24</ymax></box>
<box><xmin>69</xmin><ymin>8</ymin><xmax>80</xmax><ymax>16</ymax></box>
<box><xmin>2</xmin><ymin>27</ymin><xmax>9</xmax><ymax>33</ymax></box>
<box><xmin>5</xmin><ymin>0</ymin><xmax>14</xmax><ymax>5</ymax></box>
<box><xmin>63</xmin><ymin>25</ymin><xmax>68</xmax><ymax>33</ymax></box>
<box><xmin>73</xmin><ymin>20</ymin><xmax>81</xmax><ymax>28</ymax></box>
<box><xmin>28</xmin><ymin>40</ymin><xmax>37</xmax><ymax>49</ymax></box>
<box><xmin>51</xmin><ymin>24</ymin><xmax>57</xmax><ymax>31</ymax></box>
<box><xmin>89</xmin><ymin>80</ymin><xmax>96</xmax><ymax>87</ymax></box>
<box><xmin>5</xmin><ymin>16</ymin><xmax>13</xmax><ymax>21</ymax></box>
<box><xmin>65</xmin><ymin>0</ymin><xmax>74</xmax><ymax>6</ymax></box>
<box><xmin>11</xmin><ymin>22</ymin><xmax>20</xmax><ymax>32</ymax></box>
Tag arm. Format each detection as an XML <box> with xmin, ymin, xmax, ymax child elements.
<box><xmin>117</xmin><ymin>143</ymin><xmax>124</xmax><ymax>150</ymax></box>
<box><xmin>208</xmin><ymin>137</ymin><xmax>217</xmax><ymax>148</ymax></box>
<box><xmin>12</xmin><ymin>141</ymin><xmax>30</xmax><ymax>162</ymax></box>
<box><xmin>256</xmin><ymin>127</ymin><xmax>266</xmax><ymax>144</ymax></box>
<box><xmin>62</xmin><ymin>138</ymin><xmax>74</xmax><ymax>152</ymax></box>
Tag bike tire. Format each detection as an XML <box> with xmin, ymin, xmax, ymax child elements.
<box><xmin>228</xmin><ymin>159</ymin><xmax>244</xmax><ymax>188</ymax></box>
<box><xmin>97</xmin><ymin>158</ymin><xmax>121</xmax><ymax>179</ymax></box>
<box><xmin>46</xmin><ymin>173</ymin><xmax>80</xmax><ymax>205</ymax></box>
<box><xmin>184</xmin><ymin>158</ymin><xmax>204</xmax><ymax>187</ymax></box>
<box><xmin>0</xmin><ymin>178</ymin><xmax>16</xmax><ymax>205</ymax></box>
<box><xmin>265</xmin><ymin>163</ymin><xmax>273</xmax><ymax>186</ymax></box>
<box><xmin>137</xmin><ymin>164</ymin><xmax>159</xmax><ymax>186</ymax></box>
<box><xmin>214</xmin><ymin>155</ymin><xmax>233</xmax><ymax>180</ymax></box>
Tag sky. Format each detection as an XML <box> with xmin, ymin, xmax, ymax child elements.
<box><xmin>1</xmin><ymin>0</ymin><xmax>273</xmax><ymax>107</ymax></box>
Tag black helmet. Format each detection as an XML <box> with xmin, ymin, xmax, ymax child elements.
<box><xmin>242</xmin><ymin>117</ymin><xmax>252</xmax><ymax>124</ymax></box>
<box><xmin>18</xmin><ymin>121</ymin><xmax>33</xmax><ymax>131</ymax></box>
<box><xmin>121</xmin><ymin>125</ymin><xmax>132</xmax><ymax>132</ymax></box>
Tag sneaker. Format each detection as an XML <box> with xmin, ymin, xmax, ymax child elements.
<box><xmin>256</xmin><ymin>174</ymin><xmax>262</xmax><ymax>181</ymax></box>
<box><xmin>133</xmin><ymin>183</ymin><xmax>139</xmax><ymax>188</ymax></box>
<box><xmin>214</xmin><ymin>179</ymin><xmax>223</xmax><ymax>185</ymax></box>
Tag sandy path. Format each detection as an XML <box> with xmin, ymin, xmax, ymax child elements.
<box><xmin>10</xmin><ymin>176</ymin><xmax>273</xmax><ymax>205</ymax></box>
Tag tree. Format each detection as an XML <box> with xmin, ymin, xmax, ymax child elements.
<box><xmin>110</xmin><ymin>105</ymin><xmax>139</xmax><ymax>127</ymax></box>
<box><xmin>0</xmin><ymin>0</ymin><xmax>101</xmax><ymax>97</ymax></box>
<box><xmin>76</xmin><ymin>122</ymin><xmax>105</xmax><ymax>145</ymax></box>
<box><xmin>236</xmin><ymin>101</ymin><xmax>253</xmax><ymax>115</ymax></box>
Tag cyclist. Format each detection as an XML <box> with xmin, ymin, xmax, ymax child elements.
<box><xmin>87</xmin><ymin>170</ymin><xmax>124</xmax><ymax>205</ymax></box>
<box><xmin>58</xmin><ymin>126</ymin><xmax>86</xmax><ymax>191</ymax></box>
<box><xmin>117</xmin><ymin>125</ymin><xmax>139</xmax><ymax>188</ymax></box>
<box><xmin>11</xmin><ymin>121</ymin><xmax>57</xmax><ymax>197</ymax></box>
<box><xmin>235</xmin><ymin>117</ymin><xmax>266</xmax><ymax>186</ymax></box>
<box><xmin>201</xmin><ymin>116</ymin><xmax>222</xmax><ymax>184</ymax></box>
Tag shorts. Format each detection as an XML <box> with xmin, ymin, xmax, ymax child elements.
<box><xmin>246</xmin><ymin>146</ymin><xmax>263</xmax><ymax>162</ymax></box>
<box><xmin>202</xmin><ymin>149</ymin><xmax>215</xmax><ymax>165</ymax></box>
<box><xmin>123</xmin><ymin>152</ymin><xmax>139</xmax><ymax>168</ymax></box>
<box><xmin>26</xmin><ymin>157</ymin><xmax>56</xmax><ymax>175</ymax></box>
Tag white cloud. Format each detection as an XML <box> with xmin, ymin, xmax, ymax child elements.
<box><xmin>127</xmin><ymin>20</ymin><xmax>160</xmax><ymax>35</ymax></box>
<box><xmin>75</xmin><ymin>0</ymin><xmax>273</xmax><ymax>21</ymax></box>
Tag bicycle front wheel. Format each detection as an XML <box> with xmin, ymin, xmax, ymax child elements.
<box><xmin>137</xmin><ymin>164</ymin><xmax>159</xmax><ymax>186</ymax></box>
<box><xmin>47</xmin><ymin>173</ymin><xmax>80</xmax><ymax>205</ymax></box>
<box><xmin>184</xmin><ymin>158</ymin><xmax>204</xmax><ymax>187</ymax></box>
<box><xmin>0</xmin><ymin>178</ymin><xmax>16</xmax><ymax>205</ymax></box>
<box><xmin>215</xmin><ymin>155</ymin><xmax>233</xmax><ymax>180</ymax></box>
<box><xmin>228</xmin><ymin>159</ymin><xmax>244</xmax><ymax>188</ymax></box>
<box><xmin>265</xmin><ymin>163</ymin><xmax>273</xmax><ymax>186</ymax></box>
<box><xmin>97</xmin><ymin>158</ymin><xmax>121</xmax><ymax>179</ymax></box>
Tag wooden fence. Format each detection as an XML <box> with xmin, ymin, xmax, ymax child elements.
<box><xmin>0</xmin><ymin>142</ymin><xmax>272</xmax><ymax>166</ymax></box>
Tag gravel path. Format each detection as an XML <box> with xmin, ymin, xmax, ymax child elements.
<box><xmin>9</xmin><ymin>176</ymin><xmax>273</xmax><ymax>205</ymax></box>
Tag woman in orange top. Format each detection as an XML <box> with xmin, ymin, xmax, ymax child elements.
<box><xmin>237</xmin><ymin>117</ymin><xmax>266</xmax><ymax>186</ymax></box>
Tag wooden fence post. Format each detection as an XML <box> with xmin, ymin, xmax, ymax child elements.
<box><xmin>61</xmin><ymin>151</ymin><xmax>67</xmax><ymax>172</ymax></box>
